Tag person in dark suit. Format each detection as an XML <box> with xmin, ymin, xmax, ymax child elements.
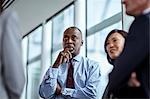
<box><xmin>103</xmin><ymin>0</ymin><xmax>150</xmax><ymax>98</ymax></box>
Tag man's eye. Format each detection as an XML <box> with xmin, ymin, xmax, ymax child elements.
<box><xmin>64</xmin><ymin>37</ymin><xmax>68</xmax><ymax>41</ymax></box>
<box><xmin>72</xmin><ymin>37</ymin><xmax>76</xmax><ymax>41</ymax></box>
<box><xmin>72</xmin><ymin>36</ymin><xmax>77</xmax><ymax>41</ymax></box>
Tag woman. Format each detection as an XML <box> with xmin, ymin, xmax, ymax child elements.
<box><xmin>104</xmin><ymin>29</ymin><xmax>144</xmax><ymax>98</ymax></box>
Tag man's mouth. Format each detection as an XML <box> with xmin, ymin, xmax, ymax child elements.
<box><xmin>65</xmin><ymin>45</ymin><xmax>74</xmax><ymax>52</ymax></box>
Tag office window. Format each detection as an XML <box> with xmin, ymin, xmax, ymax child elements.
<box><xmin>26</xmin><ymin>26</ymin><xmax>42</xmax><ymax>99</ymax></box>
<box><xmin>27</xmin><ymin>60</ymin><xmax>41</xmax><ymax>99</ymax></box>
<box><xmin>28</xmin><ymin>26</ymin><xmax>42</xmax><ymax>61</ymax></box>
<box><xmin>86</xmin><ymin>0</ymin><xmax>122</xmax><ymax>63</ymax></box>
<box><xmin>87</xmin><ymin>0</ymin><xmax>121</xmax><ymax>29</ymax></box>
<box><xmin>41</xmin><ymin>20</ymin><xmax>52</xmax><ymax>76</ymax></box>
<box><xmin>52</xmin><ymin>5</ymin><xmax>74</xmax><ymax>64</ymax></box>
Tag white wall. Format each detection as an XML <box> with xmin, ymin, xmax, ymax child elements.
<box><xmin>9</xmin><ymin>0</ymin><xmax>73</xmax><ymax>36</ymax></box>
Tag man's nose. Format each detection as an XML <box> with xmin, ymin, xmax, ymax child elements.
<box><xmin>68</xmin><ymin>38</ymin><xmax>73</xmax><ymax>43</ymax></box>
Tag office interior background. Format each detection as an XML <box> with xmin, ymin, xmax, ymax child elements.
<box><xmin>4</xmin><ymin>0</ymin><xmax>134</xmax><ymax>99</ymax></box>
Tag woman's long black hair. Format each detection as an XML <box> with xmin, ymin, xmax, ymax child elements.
<box><xmin>104</xmin><ymin>29</ymin><xmax>128</xmax><ymax>65</ymax></box>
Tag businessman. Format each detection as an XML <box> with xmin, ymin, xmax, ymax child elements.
<box><xmin>39</xmin><ymin>27</ymin><xmax>101</xmax><ymax>99</ymax></box>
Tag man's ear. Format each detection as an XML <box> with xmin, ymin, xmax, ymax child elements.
<box><xmin>81</xmin><ymin>40</ymin><xmax>83</xmax><ymax>46</ymax></box>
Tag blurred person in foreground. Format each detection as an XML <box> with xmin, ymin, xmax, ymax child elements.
<box><xmin>103</xmin><ymin>0</ymin><xmax>150</xmax><ymax>98</ymax></box>
<box><xmin>0</xmin><ymin>1</ymin><xmax>25</xmax><ymax>99</ymax></box>
<box><xmin>39</xmin><ymin>27</ymin><xmax>101</xmax><ymax>99</ymax></box>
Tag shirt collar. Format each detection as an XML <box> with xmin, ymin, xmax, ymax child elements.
<box><xmin>143</xmin><ymin>7</ymin><xmax>150</xmax><ymax>14</ymax></box>
<box><xmin>72</xmin><ymin>54</ymin><xmax>82</xmax><ymax>62</ymax></box>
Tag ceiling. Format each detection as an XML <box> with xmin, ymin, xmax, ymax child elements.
<box><xmin>8</xmin><ymin>0</ymin><xmax>73</xmax><ymax>36</ymax></box>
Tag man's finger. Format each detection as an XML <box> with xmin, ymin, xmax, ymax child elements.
<box><xmin>67</xmin><ymin>50</ymin><xmax>72</xmax><ymax>59</ymax></box>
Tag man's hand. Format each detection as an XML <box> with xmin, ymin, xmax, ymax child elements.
<box><xmin>53</xmin><ymin>48</ymin><xmax>72</xmax><ymax>68</ymax></box>
<box><xmin>128</xmin><ymin>72</ymin><xmax>141</xmax><ymax>87</ymax></box>
<box><xmin>55</xmin><ymin>83</ymin><xmax>62</xmax><ymax>95</ymax></box>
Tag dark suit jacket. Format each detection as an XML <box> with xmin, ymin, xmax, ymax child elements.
<box><xmin>103</xmin><ymin>12</ymin><xmax>150</xmax><ymax>98</ymax></box>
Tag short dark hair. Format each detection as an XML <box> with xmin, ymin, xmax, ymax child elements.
<box><xmin>64</xmin><ymin>26</ymin><xmax>82</xmax><ymax>33</ymax></box>
<box><xmin>104</xmin><ymin>29</ymin><xmax>128</xmax><ymax>65</ymax></box>
<box><xmin>64</xmin><ymin>26</ymin><xmax>82</xmax><ymax>38</ymax></box>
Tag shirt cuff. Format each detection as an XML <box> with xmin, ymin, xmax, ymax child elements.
<box><xmin>61</xmin><ymin>88</ymin><xmax>76</xmax><ymax>97</ymax></box>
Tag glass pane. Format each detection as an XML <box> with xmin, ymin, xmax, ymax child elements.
<box><xmin>27</xmin><ymin>26</ymin><xmax>42</xmax><ymax>99</ymax></box>
<box><xmin>27</xmin><ymin>60</ymin><xmax>41</xmax><ymax>99</ymax></box>
<box><xmin>42</xmin><ymin>20</ymin><xmax>52</xmax><ymax>72</ymax></box>
<box><xmin>28</xmin><ymin>26</ymin><xmax>42</xmax><ymax>61</ymax></box>
<box><xmin>52</xmin><ymin>5</ymin><xmax>74</xmax><ymax>64</ymax></box>
<box><xmin>87</xmin><ymin>0</ymin><xmax>121</xmax><ymax>29</ymax></box>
